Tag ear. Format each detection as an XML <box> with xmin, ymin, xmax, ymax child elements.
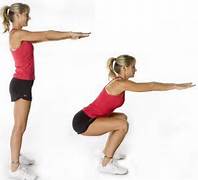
<box><xmin>15</xmin><ymin>13</ymin><xmax>20</xmax><ymax>19</ymax></box>
<box><xmin>122</xmin><ymin>66</ymin><xmax>127</xmax><ymax>71</ymax></box>
<box><xmin>120</xmin><ymin>66</ymin><xmax>124</xmax><ymax>71</ymax></box>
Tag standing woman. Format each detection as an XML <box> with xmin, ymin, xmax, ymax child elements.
<box><xmin>1</xmin><ymin>2</ymin><xmax>90</xmax><ymax>180</ymax></box>
<box><xmin>72</xmin><ymin>55</ymin><xmax>195</xmax><ymax>175</ymax></box>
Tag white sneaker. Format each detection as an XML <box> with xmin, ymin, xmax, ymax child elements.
<box><xmin>113</xmin><ymin>153</ymin><xmax>126</xmax><ymax>160</ymax></box>
<box><xmin>98</xmin><ymin>159</ymin><xmax>128</xmax><ymax>175</ymax></box>
<box><xmin>9</xmin><ymin>165</ymin><xmax>38</xmax><ymax>180</ymax></box>
<box><xmin>19</xmin><ymin>154</ymin><xmax>35</xmax><ymax>166</ymax></box>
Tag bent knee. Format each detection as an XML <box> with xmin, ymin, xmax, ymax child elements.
<box><xmin>118</xmin><ymin>113</ymin><xmax>127</xmax><ymax>120</ymax></box>
<box><xmin>122</xmin><ymin>114</ymin><xmax>128</xmax><ymax>121</ymax></box>
<box><xmin>119</xmin><ymin>119</ymin><xmax>129</xmax><ymax>133</ymax></box>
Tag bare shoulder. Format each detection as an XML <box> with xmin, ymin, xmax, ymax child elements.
<box><xmin>105</xmin><ymin>78</ymin><xmax>127</xmax><ymax>95</ymax></box>
<box><xmin>10</xmin><ymin>29</ymin><xmax>27</xmax><ymax>36</ymax></box>
<box><xmin>117</xmin><ymin>79</ymin><xmax>151</xmax><ymax>92</ymax></box>
<box><xmin>14</xmin><ymin>29</ymin><xmax>31</xmax><ymax>39</ymax></box>
<box><xmin>10</xmin><ymin>29</ymin><xmax>29</xmax><ymax>41</ymax></box>
<box><xmin>116</xmin><ymin>79</ymin><xmax>136</xmax><ymax>88</ymax></box>
<box><xmin>9</xmin><ymin>30</ymin><xmax>27</xmax><ymax>49</ymax></box>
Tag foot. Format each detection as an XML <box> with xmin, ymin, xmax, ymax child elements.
<box><xmin>113</xmin><ymin>153</ymin><xmax>126</xmax><ymax>160</ymax></box>
<box><xmin>101</xmin><ymin>152</ymin><xmax>126</xmax><ymax>160</ymax></box>
<box><xmin>19</xmin><ymin>154</ymin><xmax>35</xmax><ymax>166</ymax></box>
<box><xmin>9</xmin><ymin>165</ymin><xmax>38</xmax><ymax>180</ymax></box>
<box><xmin>98</xmin><ymin>159</ymin><xmax>128</xmax><ymax>175</ymax></box>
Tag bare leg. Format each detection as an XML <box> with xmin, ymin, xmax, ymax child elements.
<box><xmin>82</xmin><ymin>113</ymin><xmax>129</xmax><ymax>166</ymax></box>
<box><xmin>10</xmin><ymin>99</ymin><xmax>31</xmax><ymax>171</ymax></box>
<box><xmin>103</xmin><ymin>113</ymin><xmax>128</xmax><ymax>155</ymax></box>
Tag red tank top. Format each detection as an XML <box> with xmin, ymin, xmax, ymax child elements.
<box><xmin>11</xmin><ymin>39</ymin><xmax>35</xmax><ymax>80</ymax></box>
<box><xmin>83</xmin><ymin>80</ymin><xmax>125</xmax><ymax>118</ymax></box>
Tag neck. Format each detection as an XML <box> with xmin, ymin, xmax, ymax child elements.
<box><xmin>118</xmin><ymin>73</ymin><xmax>128</xmax><ymax>80</ymax></box>
<box><xmin>12</xmin><ymin>23</ymin><xmax>23</xmax><ymax>30</ymax></box>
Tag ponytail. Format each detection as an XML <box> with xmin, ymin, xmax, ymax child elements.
<box><xmin>107</xmin><ymin>57</ymin><xmax>117</xmax><ymax>79</ymax></box>
<box><xmin>0</xmin><ymin>6</ymin><xmax>11</xmax><ymax>33</ymax></box>
<box><xmin>1</xmin><ymin>3</ymin><xmax>30</xmax><ymax>33</ymax></box>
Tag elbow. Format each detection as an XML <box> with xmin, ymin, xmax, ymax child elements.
<box><xmin>44</xmin><ymin>30</ymin><xmax>54</xmax><ymax>41</ymax></box>
<box><xmin>149</xmin><ymin>82</ymin><xmax>166</xmax><ymax>91</ymax></box>
<box><xmin>148</xmin><ymin>82</ymin><xmax>156</xmax><ymax>91</ymax></box>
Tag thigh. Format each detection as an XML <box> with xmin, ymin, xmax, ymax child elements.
<box><xmin>14</xmin><ymin>98</ymin><xmax>31</xmax><ymax>128</ymax></box>
<box><xmin>81</xmin><ymin>116</ymin><xmax>126</xmax><ymax>136</ymax></box>
<box><xmin>109</xmin><ymin>112</ymin><xmax>127</xmax><ymax>120</ymax></box>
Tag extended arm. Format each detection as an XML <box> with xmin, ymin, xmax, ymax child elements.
<box><xmin>14</xmin><ymin>30</ymin><xmax>90</xmax><ymax>43</ymax></box>
<box><xmin>118</xmin><ymin>80</ymin><xmax>195</xmax><ymax>92</ymax></box>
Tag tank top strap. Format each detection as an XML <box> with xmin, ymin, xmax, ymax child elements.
<box><xmin>105</xmin><ymin>76</ymin><xmax>123</xmax><ymax>87</ymax></box>
<box><xmin>10</xmin><ymin>28</ymin><xmax>18</xmax><ymax>32</ymax></box>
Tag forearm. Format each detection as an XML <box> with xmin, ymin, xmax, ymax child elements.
<box><xmin>45</xmin><ymin>30</ymin><xmax>72</xmax><ymax>41</ymax></box>
<box><xmin>151</xmin><ymin>82</ymin><xmax>176</xmax><ymax>91</ymax></box>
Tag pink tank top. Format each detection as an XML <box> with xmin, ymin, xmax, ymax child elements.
<box><xmin>83</xmin><ymin>79</ymin><xmax>125</xmax><ymax>118</ymax></box>
<box><xmin>11</xmin><ymin>38</ymin><xmax>35</xmax><ymax>80</ymax></box>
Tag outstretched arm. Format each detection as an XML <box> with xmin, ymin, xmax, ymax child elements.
<box><xmin>13</xmin><ymin>30</ymin><xmax>90</xmax><ymax>43</ymax></box>
<box><xmin>118</xmin><ymin>80</ymin><xmax>195</xmax><ymax>92</ymax></box>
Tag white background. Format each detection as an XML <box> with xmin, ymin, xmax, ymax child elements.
<box><xmin>0</xmin><ymin>0</ymin><xmax>198</xmax><ymax>180</ymax></box>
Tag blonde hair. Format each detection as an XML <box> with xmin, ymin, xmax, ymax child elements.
<box><xmin>0</xmin><ymin>3</ymin><xmax>30</xmax><ymax>33</ymax></box>
<box><xmin>107</xmin><ymin>55</ymin><xmax>136</xmax><ymax>79</ymax></box>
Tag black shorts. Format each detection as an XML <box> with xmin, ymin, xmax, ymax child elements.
<box><xmin>72</xmin><ymin>110</ymin><xmax>96</xmax><ymax>134</ymax></box>
<box><xmin>9</xmin><ymin>78</ymin><xmax>34</xmax><ymax>102</ymax></box>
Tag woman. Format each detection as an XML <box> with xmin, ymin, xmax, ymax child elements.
<box><xmin>72</xmin><ymin>54</ymin><xmax>194</xmax><ymax>175</ymax></box>
<box><xmin>1</xmin><ymin>3</ymin><xmax>90</xmax><ymax>180</ymax></box>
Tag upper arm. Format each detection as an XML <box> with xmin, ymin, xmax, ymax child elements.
<box><xmin>118</xmin><ymin>80</ymin><xmax>154</xmax><ymax>92</ymax></box>
<box><xmin>15</xmin><ymin>30</ymin><xmax>48</xmax><ymax>43</ymax></box>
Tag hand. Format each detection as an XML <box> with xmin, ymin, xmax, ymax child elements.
<box><xmin>175</xmin><ymin>82</ymin><xmax>196</xmax><ymax>90</ymax></box>
<box><xmin>70</xmin><ymin>32</ymin><xmax>91</xmax><ymax>39</ymax></box>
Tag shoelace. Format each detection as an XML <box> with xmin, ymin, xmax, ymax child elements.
<box><xmin>110</xmin><ymin>160</ymin><xmax>121</xmax><ymax>170</ymax></box>
<box><xmin>115</xmin><ymin>153</ymin><xmax>126</xmax><ymax>159</ymax></box>
<box><xmin>112</xmin><ymin>160</ymin><xmax>119</xmax><ymax>167</ymax></box>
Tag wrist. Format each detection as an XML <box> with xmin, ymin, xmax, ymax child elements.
<box><xmin>68</xmin><ymin>31</ymin><xmax>73</xmax><ymax>38</ymax></box>
<box><xmin>173</xmin><ymin>83</ymin><xmax>177</xmax><ymax>89</ymax></box>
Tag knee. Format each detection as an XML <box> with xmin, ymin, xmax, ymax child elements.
<box><xmin>117</xmin><ymin>113</ymin><xmax>128</xmax><ymax>120</ymax></box>
<box><xmin>119</xmin><ymin>119</ymin><xmax>129</xmax><ymax>134</ymax></box>
<box><xmin>122</xmin><ymin>113</ymin><xmax>128</xmax><ymax>121</ymax></box>
<box><xmin>13</xmin><ymin>124</ymin><xmax>26</xmax><ymax>135</ymax></box>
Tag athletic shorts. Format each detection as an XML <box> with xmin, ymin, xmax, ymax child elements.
<box><xmin>72</xmin><ymin>110</ymin><xmax>96</xmax><ymax>134</ymax></box>
<box><xmin>9</xmin><ymin>78</ymin><xmax>34</xmax><ymax>102</ymax></box>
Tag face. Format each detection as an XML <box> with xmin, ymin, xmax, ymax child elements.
<box><xmin>124</xmin><ymin>61</ymin><xmax>136</xmax><ymax>79</ymax></box>
<box><xmin>21</xmin><ymin>11</ymin><xmax>30</xmax><ymax>26</ymax></box>
<box><xmin>16</xmin><ymin>11</ymin><xmax>30</xmax><ymax>27</ymax></box>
